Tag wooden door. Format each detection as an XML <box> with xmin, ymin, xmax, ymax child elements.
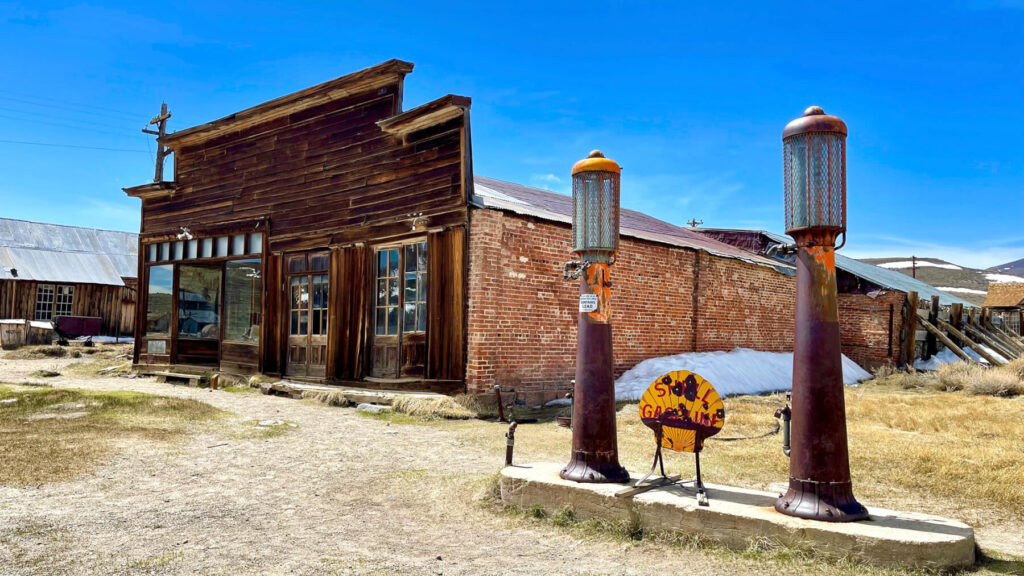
<box><xmin>372</xmin><ymin>241</ymin><xmax>428</xmax><ymax>379</ymax></box>
<box><xmin>285</xmin><ymin>253</ymin><xmax>329</xmax><ymax>378</ymax></box>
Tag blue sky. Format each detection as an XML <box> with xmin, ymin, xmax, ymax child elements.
<box><xmin>0</xmin><ymin>1</ymin><xmax>1021</xmax><ymax>268</ymax></box>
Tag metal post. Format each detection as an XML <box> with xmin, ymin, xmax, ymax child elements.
<box><xmin>560</xmin><ymin>151</ymin><xmax>629</xmax><ymax>484</ymax></box>
<box><xmin>775</xmin><ymin>107</ymin><xmax>867</xmax><ymax>522</ymax></box>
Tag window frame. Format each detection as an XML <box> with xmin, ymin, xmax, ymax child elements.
<box><xmin>374</xmin><ymin>239</ymin><xmax>428</xmax><ymax>338</ymax></box>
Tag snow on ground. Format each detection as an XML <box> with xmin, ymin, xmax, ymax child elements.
<box><xmin>614</xmin><ymin>347</ymin><xmax>871</xmax><ymax>402</ymax></box>
<box><xmin>937</xmin><ymin>286</ymin><xmax>988</xmax><ymax>295</ymax></box>
<box><xmin>914</xmin><ymin>345</ymin><xmax>1007</xmax><ymax>370</ymax></box>
<box><xmin>878</xmin><ymin>261</ymin><xmax>962</xmax><ymax>270</ymax></box>
<box><xmin>986</xmin><ymin>273</ymin><xmax>1024</xmax><ymax>283</ymax></box>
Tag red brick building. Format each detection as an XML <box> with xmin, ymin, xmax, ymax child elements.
<box><xmin>697</xmin><ymin>229</ymin><xmax>973</xmax><ymax>371</ymax></box>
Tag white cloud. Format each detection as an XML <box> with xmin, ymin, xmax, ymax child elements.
<box><xmin>843</xmin><ymin>234</ymin><xmax>1024</xmax><ymax>269</ymax></box>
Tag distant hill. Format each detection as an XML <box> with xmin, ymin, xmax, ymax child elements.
<box><xmin>857</xmin><ymin>257</ymin><xmax>1024</xmax><ymax>306</ymax></box>
<box><xmin>989</xmin><ymin>257</ymin><xmax>1024</xmax><ymax>278</ymax></box>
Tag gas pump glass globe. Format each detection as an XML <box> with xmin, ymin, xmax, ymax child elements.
<box><xmin>783</xmin><ymin>107</ymin><xmax>846</xmax><ymax>235</ymax></box>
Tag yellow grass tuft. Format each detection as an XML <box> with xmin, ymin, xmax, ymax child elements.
<box><xmin>391</xmin><ymin>395</ymin><xmax>476</xmax><ymax>420</ymax></box>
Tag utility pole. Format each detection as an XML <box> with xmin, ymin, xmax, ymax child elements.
<box><xmin>687</xmin><ymin>218</ymin><xmax>703</xmax><ymax>228</ymax></box>
<box><xmin>142</xmin><ymin>102</ymin><xmax>172</xmax><ymax>182</ymax></box>
<box><xmin>912</xmin><ymin>255</ymin><xmax>917</xmax><ymax>279</ymax></box>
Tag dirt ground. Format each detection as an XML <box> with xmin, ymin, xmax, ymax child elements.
<box><xmin>0</xmin><ymin>347</ymin><xmax>1019</xmax><ymax>575</ymax></box>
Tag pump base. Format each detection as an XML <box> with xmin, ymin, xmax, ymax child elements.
<box><xmin>775</xmin><ymin>477</ymin><xmax>869</xmax><ymax>522</ymax></box>
<box><xmin>560</xmin><ymin>451</ymin><xmax>629</xmax><ymax>483</ymax></box>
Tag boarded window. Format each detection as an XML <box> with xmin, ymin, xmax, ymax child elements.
<box><xmin>224</xmin><ymin>259</ymin><xmax>261</xmax><ymax>343</ymax></box>
<box><xmin>178</xmin><ymin>265</ymin><xmax>221</xmax><ymax>339</ymax></box>
<box><xmin>146</xmin><ymin>265</ymin><xmax>174</xmax><ymax>335</ymax></box>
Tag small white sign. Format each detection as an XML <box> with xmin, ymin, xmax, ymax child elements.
<box><xmin>579</xmin><ymin>294</ymin><xmax>599</xmax><ymax>313</ymax></box>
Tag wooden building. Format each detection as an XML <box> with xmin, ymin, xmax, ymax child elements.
<box><xmin>983</xmin><ymin>283</ymin><xmax>1024</xmax><ymax>335</ymax></box>
<box><xmin>126</xmin><ymin>59</ymin><xmax>901</xmax><ymax>401</ymax></box>
<box><xmin>125</xmin><ymin>60</ymin><xmax>470</xmax><ymax>389</ymax></box>
<box><xmin>0</xmin><ymin>218</ymin><xmax>137</xmax><ymax>338</ymax></box>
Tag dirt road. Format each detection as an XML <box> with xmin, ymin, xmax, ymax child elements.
<box><xmin>0</xmin><ymin>351</ymin><xmax>805</xmax><ymax>576</ymax></box>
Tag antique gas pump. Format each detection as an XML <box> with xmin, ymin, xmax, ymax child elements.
<box><xmin>775</xmin><ymin>107</ymin><xmax>868</xmax><ymax>522</ymax></box>
<box><xmin>560</xmin><ymin>150</ymin><xmax>630</xmax><ymax>483</ymax></box>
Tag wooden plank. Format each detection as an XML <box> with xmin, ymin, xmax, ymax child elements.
<box><xmin>965</xmin><ymin>323</ymin><xmax>1018</xmax><ymax>360</ymax></box>
<box><xmin>931</xmin><ymin>316</ymin><xmax>1006</xmax><ymax>366</ymax></box>
<box><xmin>901</xmin><ymin>291</ymin><xmax>919</xmax><ymax>366</ymax></box>
<box><xmin>916</xmin><ymin>317</ymin><xmax>974</xmax><ymax>363</ymax></box>
<box><xmin>924</xmin><ymin>295</ymin><xmax>940</xmax><ymax>359</ymax></box>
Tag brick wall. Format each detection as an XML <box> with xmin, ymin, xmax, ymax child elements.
<box><xmin>465</xmin><ymin>208</ymin><xmax>801</xmax><ymax>404</ymax></box>
<box><xmin>838</xmin><ymin>291</ymin><xmax>905</xmax><ymax>370</ymax></box>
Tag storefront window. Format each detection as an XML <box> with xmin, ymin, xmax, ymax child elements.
<box><xmin>224</xmin><ymin>259</ymin><xmax>261</xmax><ymax>343</ymax></box>
<box><xmin>178</xmin><ymin>265</ymin><xmax>221</xmax><ymax>339</ymax></box>
<box><xmin>146</xmin><ymin>265</ymin><xmax>174</xmax><ymax>335</ymax></box>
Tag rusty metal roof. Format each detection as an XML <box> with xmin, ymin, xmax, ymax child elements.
<box><xmin>0</xmin><ymin>218</ymin><xmax>138</xmax><ymax>286</ymax></box>
<box><xmin>470</xmin><ymin>177</ymin><xmax>792</xmax><ymax>274</ymax></box>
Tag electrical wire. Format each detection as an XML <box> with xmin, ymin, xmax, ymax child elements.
<box><xmin>0</xmin><ymin>139</ymin><xmax>149</xmax><ymax>153</ymax></box>
<box><xmin>0</xmin><ymin>94</ymin><xmax>143</xmax><ymax>123</ymax></box>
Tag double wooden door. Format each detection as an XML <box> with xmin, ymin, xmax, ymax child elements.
<box><xmin>372</xmin><ymin>241</ymin><xmax>427</xmax><ymax>379</ymax></box>
<box><xmin>285</xmin><ymin>252</ymin><xmax>329</xmax><ymax>378</ymax></box>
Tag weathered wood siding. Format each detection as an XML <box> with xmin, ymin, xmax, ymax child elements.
<box><xmin>0</xmin><ymin>280</ymin><xmax>135</xmax><ymax>337</ymax></box>
<box><xmin>142</xmin><ymin>83</ymin><xmax>468</xmax><ymax>250</ymax></box>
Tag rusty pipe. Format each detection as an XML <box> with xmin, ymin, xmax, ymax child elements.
<box><xmin>505</xmin><ymin>421</ymin><xmax>518</xmax><ymax>467</ymax></box>
<box><xmin>775</xmin><ymin>403</ymin><xmax>791</xmax><ymax>457</ymax></box>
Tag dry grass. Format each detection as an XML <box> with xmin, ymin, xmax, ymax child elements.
<box><xmin>0</xmin><ymin>384</ymin><xmax>223</xmax><ymax>485</ymax></box>
<box><xmin>391</xmin><ymin>395</ymin><xmax>476</xmax><ymax>420</ymax></box>
<box><xmin>453</xmin><ymin>383</ymin><xmax>1024</xmax><ymax>532</ymax></box>
<box><xmin>872</xmin><ymin>360</ymin><xmax>1024</xmax><ymax>397</ymax></box>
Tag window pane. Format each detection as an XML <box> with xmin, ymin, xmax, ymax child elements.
<box><xmin>417</xmin><ymin>303</ymin><xmax>426</xmax><ymax>332</ymax></box>
<box><xmin>312</xmin><ymin>310</ymin><xmax>322</xmax><ymax>335</ymax></box>
<box><xmin>178</xmin><ymin>265</ymin><xmax>221</xmax><ymax>339</ymax></box>
<box><xmin>201</xmin><ymin>238</ymin><xmax>213</xmax><ymax>258</ymax></box>
<box><xmin>378</xmin><ymin>251</ymin><xmax>387</xmax><ymax>277</ymax></box>
<box><xmin>148</xmin><ymin>244</ymin><xmax>157</xmax><ymax>262</ymax></box>
<box><xmin>388</xmin><ymin>278</ymin><xmax>398</xmax><ymax>306</ymax></box>
<box><xmin>55</xmin><ymin>285</ymin><xmax>73</xmax><ymax>317</ymax></box>
<box><xmin>310</xmin><ymin>254</ymin><xmax>329</xmax><ymax>272</ymax></box>
<box><xmin>216</xmin><ymin>236</ymin><xmax>229</xmax><ymax>257</ymax></box>
<box><xmin>159</xmin><ymin>242</ymin><xmax>169</xmax><ymax>261</ymax></box>
<box><xmin>387</xmin><ymin>306</ymin><xmax>398</xmax><ymax>335</ymax></box>
<box><xmin>388</xmin><ymin>249</ymin><xmax>399</xmax><ymax>277</ymax></box>
<box><xmin>405</xmin><ymin>244</ymin><xmax>416</xmax><ymax>272</ymax></box>
<box><xmin>291</xmin><ymin>311</ymin><xmax>299</xmax><ymax>335</ymax></box>
<box><xmin>403</xmin><ymin>302</ymin><xmax>416</xmax><ymax>332</ymax></box>
<box><xmin>418</xmin><ymin>272</ymin><xmax>427</xmax><ymax>302</ymax></box>
<box><xmin>417</xmin><ymin>242</ymin><xmax>427</xmax><ymax>271</ymax></box>
<box><xmin>405</xmin><ymin>276</ymin><xmax>416</xmax><ymax>303</ymax></box>
<box><xmin>232</xmin><ymin>234</ymin><xmax>246</xmax><ymax>255</ymax></box>
<box><xmin>249</xmin><ymin>233</ymin><xmax>263</xmax><ymax>254</ymax></box>
<box><xmin>173</xmin><ymin>241</ymin><xmax>183</xmax><ymax>260</ymax></box>
<box><xmin>146</xmin><ymin>265</ymin><xmax>173</xmax><ymax>335</ymax></box>
<box><xmin>224</xmin><ymin>259</ymin><xmax>261</xmax><ymax>343</ymax></box>
<box><xmin>299</xmin><ymin>311</ymin><xmax>308</xmax><ymax>335</ymax></box>
<box><xmin>376</xmin><ymin>307</ymin><xmax>385</xmax><ymax>336</ymax></box>
<box><xmin>186</xmin><ymin>239</ymin><xmax>198</xmax><ymax>259</ymax></box>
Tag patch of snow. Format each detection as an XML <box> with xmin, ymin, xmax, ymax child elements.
<box><xmin>914</xmin><ymin>348</ymin><xmax>963</xmax><ymax>371</ymax></box>
<box><xmin>544</xmin><ymin>398</ymin><xmax>571</xmax><ymax>407</ymax></box>
<box><xmin>1</xmin><ymin>398</ymin><xmax>17</xmax><ymax>405</ymax></box>
<box><xmin>986</xmin><ymin>273</ymin><xmax>1024</xmax><ymax>283</ymax></box>
<box><xmin>29</xmin><ymin>321</ymin><xmax>52</xmax><ymax>329</ymax></box>
<box><xmin>936</xmin><ymin>287</ymin><xmax>987</xmax><ymax>295</ymax></box>
<box><xmin>614</xmin><ymin>347</ymin><xmax>871</xmax><ymax>402</ymax></box>
<box><xmin>257</xmin><ymin>419</ymin><xmax>285</xmax><ymax>427</ymax></box>
<box><xmin>91</xmin><ymin>336</ymin><xmax>135</xmax><ymax>343</ymax></box>
<box><xmin>878</xmin><ymin>261</ymin><xmax>962</xmax><ymax>270</ymax></box>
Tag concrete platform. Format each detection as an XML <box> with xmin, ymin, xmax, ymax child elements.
<box><xmin>500</xmin><ymin>462</ymin><xmax>975</xmax><ymax>570</ymax></box>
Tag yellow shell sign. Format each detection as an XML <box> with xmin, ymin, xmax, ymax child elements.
<box><xmin>638</xmin><ymin>370</ymin><xmax>725</xmax><ymax>453</ymax></box>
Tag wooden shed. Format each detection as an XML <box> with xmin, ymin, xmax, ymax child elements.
<box><xmin>983</xmin><ymin>283</ymin><xmax>1024</xmax><ymax>334</ymax></box>
<box><xmin>0</xmin><ymin>218</ymin><xmax>137</xmax><ymax>339</ymax></box>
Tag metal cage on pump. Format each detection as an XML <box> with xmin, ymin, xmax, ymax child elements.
<box><xmin>782</xmin><ymin>106</ymin><xmax>847</xmax><ymax>239</ymax></box>
<box><xmin>571</xmin><ymin>150</ymin><xmax>621</xmax><ymax>258</ymax></box>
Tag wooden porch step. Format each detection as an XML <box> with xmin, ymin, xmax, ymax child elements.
<box><xmin>153</xmin><ymin>371</ymin><xmax>206</xmax><ymax>386</ymax></box>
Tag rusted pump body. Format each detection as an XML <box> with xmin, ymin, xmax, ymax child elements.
<box><xmin>560</xmin><ymin>151</ymin><xmax>629</xmax><ymax>483</ymax></box>
<box><xmin>775</xmin><ymin>107</ymin><xmax>867</xmax><ymax>522</ymax></box>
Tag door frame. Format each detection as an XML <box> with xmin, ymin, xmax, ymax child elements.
<box><xmin>283</xmin><ymin>251</ymin><xmax>330</xmax><ymax>379</ymax></box>
<box><xmin>370</xmin><ymin>238</ymin><xmax>428</xmax><ymax>379</ymax></box>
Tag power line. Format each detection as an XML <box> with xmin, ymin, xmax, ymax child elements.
<box><xmin>0</xmin><ymin>139</ymin><xmax>149</xmax><ymax>153</ymax></box>
<box><xmin>0</xmin><ymin>95</ymin><xmax>142</xmax><ymax>123</ymax></box>
<box><xmin>0</xmin><ymin>112</ymin><xmax>143</xmax><ymax>139</ymax></box>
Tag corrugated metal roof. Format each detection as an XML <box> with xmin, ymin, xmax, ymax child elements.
<box><xmin>471</xmin><ymin>177</ymin><xmax>792</xmax><ymax>274</ymax></box>
<box><xmin>0</xmin><ymin>218</ymin><xmax>138</xmax><ymax>286</ymax></box>
<box><xmin>756</xmin><ymin>230</ymin><xmax>974</xmax><ymax>307</ymax></box>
